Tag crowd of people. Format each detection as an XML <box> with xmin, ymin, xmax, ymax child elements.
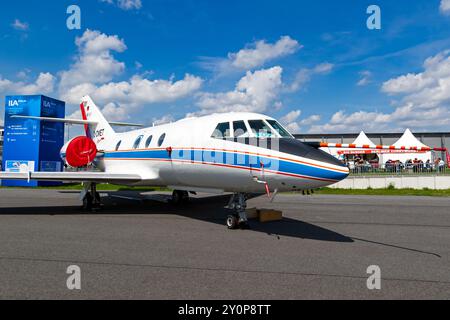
<box><xmin>346</xmin><ymin>156</ymin><xmax>447</xmax><ymax>174</ymax></box>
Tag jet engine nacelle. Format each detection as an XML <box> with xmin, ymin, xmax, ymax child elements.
<box><xmin>60</xmin><ymin>136</ymin><xmax>98</xmax><ymax>168</ymax></box>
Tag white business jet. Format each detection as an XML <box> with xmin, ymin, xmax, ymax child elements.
<box><xmin>0</xmin><ymin>96</ymin><xmax>349</xmax><ymax>229</ymax></box>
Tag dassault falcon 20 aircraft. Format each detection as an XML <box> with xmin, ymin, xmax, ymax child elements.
<box><xmin>0</xmin><ymin>96</ymin><xmax>350</xmax><ymax>228</ymax></box>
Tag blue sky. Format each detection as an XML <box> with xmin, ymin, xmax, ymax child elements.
<box><xmin>1</xmin><ymin>0</ymin><xmax>450</xmax><ymax>133</ymax></box>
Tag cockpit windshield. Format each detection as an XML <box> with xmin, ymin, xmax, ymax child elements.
<box><xmin>248</xmin><ymin>120</ymin><xmax>276</xmax><ymax>138</ymax></box>
<box><xmin>233</xmin><ymin>121</ymin><xmax>250</xmax><ymax>138</ymax></box>
<box><xmin>211</xmin><ymin>122</ymin><xmax>231</xmax><ymax>139</ymax></box>
<box><xmin>266</xmin><ymin>120</ymin><xmax>293</xmax><ymax>138</ymax></box>
<box><xmin>211</xmin><ymin>118</ymin><xmax>294</xmax><ymax>140</ymax></box>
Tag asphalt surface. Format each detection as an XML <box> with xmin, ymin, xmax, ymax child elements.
<box><xmin>0</xmin><ymin>188</ymin><xmax>449</xmax><ymax>299</ymax></box>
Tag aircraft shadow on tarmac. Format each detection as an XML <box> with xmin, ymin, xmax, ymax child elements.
<box><xmin>9</xmin><ymin>191</ymin><xmax>439</xmax><ymax>257</ymax></box>
<box><xmin>0</xmin><ymin>191</ymin><xmax>353</xmax><ymax>243</ymax></box>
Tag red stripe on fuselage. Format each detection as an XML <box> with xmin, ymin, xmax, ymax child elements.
<box><xmin>104</xmin><ymin>157</ymin><xmax>342</xmax><ymax>183</ymax></box>
<box><xmin>105</xmin><ymin>147</ymin><xmax>349</xmax><ymax>174</ymax></box>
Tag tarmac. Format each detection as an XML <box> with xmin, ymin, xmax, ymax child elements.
<box><xmin>0</xmin><ymin>188</ymin><xmax>449</xmax><ymax>299</ymax></box>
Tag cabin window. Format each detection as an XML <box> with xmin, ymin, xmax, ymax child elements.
<box><xmin>158</xmin><ymin>133</ymin><xmax>166</xmax><ymax>147</ymax></box>
<box><xmin>266</xmin><ymin>120</ymin><xmax>292</xmax><ymax>138</ymax></box>
<box><xmin>233</xmin><ymin>121</ymin><xmax>249</xmax><ymax>138</ymax></box>
<box><xmin>211</xmin><ymin>122</ymin><xmax>231</xmax><ymax>139</ymax></box>
<box><xmin>248</xmin><ymin>120</ymin><xmax>276</xmax><ymax>138</ymax></box>
<box><xmin>115</xmin><ymin>140</ymin><xmax>122</xmax><ymax>151</ymax></box>
<box><xmin>145</xmin><ymin>135</ymin><xmax>153</xmax><ymax>148</ymax></box>
<box><xmin>133</xmin><ymin>135</ymin><xmax>144</xmax><ymax>149</ymax></box>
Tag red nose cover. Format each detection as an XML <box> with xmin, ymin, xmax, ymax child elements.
<box><xmin>66</xmin><ymin>136</ymin><xmax>98</xmax><ymax>167</ymax></box>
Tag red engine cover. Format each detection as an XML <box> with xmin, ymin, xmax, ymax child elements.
<box><xmin>66</xmin><ymin>136</ymin><xmax>98</xmax><ymax>167</ymax></box>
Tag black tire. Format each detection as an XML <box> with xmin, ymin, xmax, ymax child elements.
<box><xmin>171</xmin><ymin>190</ymin><xmax>182</xmax><ymax>205</ymax></box>
<box><xmin>181</xmin><ymin>191</ymin><xmax>189</xmax><ymax>204</ymax></box>
<box><xmin>172</xmin><ymin>190</ymin><xmax>189</xmax><ymax>205</ymax></box>
<box><xmin>226</xmin><ymin>215</ymin><xmax>238</xmax><ymax>229</ymax></box>
<box><xmin>82</xmin><ymin>193</ymin><xmax>93</xmax><ymax>211</ymax></box>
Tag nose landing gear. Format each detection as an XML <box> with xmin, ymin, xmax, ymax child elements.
<box><xmin>226</xmin><ymin>193</ymin><xmax>249</xmax><ymax>229</ymax></box>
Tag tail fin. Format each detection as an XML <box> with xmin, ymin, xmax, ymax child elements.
<box><xmin>80</xmin><ymin>95</ymin><xmax>115</xmax><ymax>150</ymax></box>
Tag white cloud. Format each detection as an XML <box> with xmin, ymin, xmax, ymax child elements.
<box><xmin>280</xmin><ymin>110</ymin><xmax>321</xmax><ymax>133</ymax></box>
<box><xmin>381</xmin><ymin>50</ymin><xmax>450</xmax><ymax>108</ymax></box>
<box><xmin>310</xmin><ymin>50</ymin><xmax>450</xmax><ymax>133</ymax></box>
<box><xmin>273</xmin><ymin>101</ymin><xmax>283</xmax><ymax>110</ymax></box>
<box><xmin>11</xmin><ymin>19</ymin><xmax>29</xmax><ymax>31</ymax></box>
<box><xmin>284</xmin><ymin>122</ymin><xmax>300</xmax><ymax>133</ymax></box>
<box><xmin>289</xmin><ymin>62</ymin><xmax>333</xmax><ymax>92</ymax></box>
<box><xmin>152</xmin><ymin>114</ymin><xmax>175</xmax><ymax>126</ymax></box>
<box><xmin>58</xmin><ymin>30</ymin><xmax>203</xmax><ymax>120</ymax></box>
<box><xmin>101</xmin><ymin>0</ymin><xmax>142</xmax><ymax>10</ymax></box>
<box><xmin>194</xmin><ymin>66</ymin><xmax>283</xmax><ymax>115</ymax></box>
<box><xmin>381</xmin><ymin>73</ymin><xmax>432</xmax><ymax>94</ymax></box>
<box><xmin>281</xmin><ymin>110</ymin><xmax>301</xmax><ymax>124</ymax></box>
<box><xmin>440</xmin><ymin>0</ymin><xmax>450</xmax><ymax>15</ymax></box>
<box><xmin>199</xmin><ymin>36</ymin><xmax>300</xmax><ymax>75</ymax></box>
<box><xmin>300</xmin><ymin>114</ymin><xmax>321</xmax><ymax>126</ymax></box>
<box><xmin>357</xmin><ymin>70</ymin><xmax>372</xmax><ymax>86</ymax></box>
<box><xmin>16</xmin><ymin>69</ymin><xmax>31</xmax><ymax>80</ymax></box>
<box><xmin>229</xmin><ymin>36</ymin><xmax>301</xmax><ymax>69</ymax></box>
<box><xmin>309</xmin><ymin>110</ymin><xmax>391</xmax><ymax>133</ymax></box>
<box><xmin>313</xmin><ymin>63</ymin><xmax>334</xmax><ymax>74</ymax></box>
<box><xmin>101</xmin><ymin>102</ymin><xmax>129</xmax><ymax>121</ymax></box>
<box><xmin>62</xmin><ymin>74</ymin><xmax>203</xmax><ymax>106</ymax></box>
<box><xmin>0</xmin><ymin>72</ymin><xmax>55</xmax><ymax>96</ymax></box>
<box><xmin>59</xmin><ymin>30</ymin><xmax>127</xmax><ymax>91</ymax></box>
<box><xmin>118</xmin><ymin>0</ymin><xmax>142</xmax><ymax>10</ymax></box>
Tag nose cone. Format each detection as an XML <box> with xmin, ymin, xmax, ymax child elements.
<box><xmin>278</xmin><ymin>138</ymin><xmax>349</xmax><ymax>181</ymax></box>
<box><xmin>279</xmin><ymin>138</ymin><xmax>346</xmax><ymax>167</ymax></box>
<box><xmin>308</xmin><ymin>147</ymin><xmax>347</xmax><ymax>168</ymax></box>
<box><xmin>307</xmin><ymin>147</ymin><xmax>349</xmax><ymax>181</ymax></box>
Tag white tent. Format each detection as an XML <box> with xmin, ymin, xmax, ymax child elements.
<box><xmin>378</xmin><ymin>129</ymin><xmax>432</xmax><ymax>164</ymax></box>
<box><xmin>353</xmin><ymin>131</ymin><xmax>376</xmax><ymax>146</ymax></box>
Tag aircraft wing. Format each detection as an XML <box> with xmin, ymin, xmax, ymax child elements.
<box><xmin>0</xmin><ymin>171</ymin><xmax>142</xmax><ymax>183</ymax></box>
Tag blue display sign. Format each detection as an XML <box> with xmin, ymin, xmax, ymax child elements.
<box><xmin>2</xmin><ymin>95</ymin><xmax>65</xmax><ymax>187</ymax></box>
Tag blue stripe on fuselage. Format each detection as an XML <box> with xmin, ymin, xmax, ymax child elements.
<box><xmin>104</xmin><ymin>149</ymin><xmax>348</xmax><ymax>181</ymax></box>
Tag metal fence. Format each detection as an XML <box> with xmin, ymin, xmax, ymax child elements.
<box><xmin>348</xmin><ymin>162</ymin><xmax>449</xmax><ymax>176</ymax></box>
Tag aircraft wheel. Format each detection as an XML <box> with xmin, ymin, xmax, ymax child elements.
<box><xmin>82</xmin><ymin>193</ymin><xmax>93</xmax><ymax>211</ymax></box>
<box><xmin>181</xmin><ymin>191</ymin><xmax>189</xmax><ymax>203</ymax></box>
<box><xmin>172</xmin><ymin>190</ymin><xmax>181</xmax><ymax>205</ymax></box>
<box><xmin>172</xmin><ymin>190</ymin><xmax>189</xmax><ymax>205</ymax></box>
<box><xmin>226</xmin><ymin>215</ymin><xmax>238</xmax><ymax>229</ymax></box>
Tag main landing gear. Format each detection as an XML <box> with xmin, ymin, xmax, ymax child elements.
<box><xmin>226</xmin><ymin>193</ymin><xmax>249</xmax><ymax>230</ymax></box>
<box><xmin>171</xmin><ymin>190</ymin><xmax>190</xmax><ymax>205</ymax></box>
<box><xmin>81</xmin><ymin>182</ymin><xmax>101</xmax><ymax>211</ymax></box>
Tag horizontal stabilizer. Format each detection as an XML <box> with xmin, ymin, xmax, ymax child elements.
<box><xmin>10</xmin><ymin>115</ymin><xmax>143</xmax><ymax>127</ymax></box>
<box><xmin>11</xmin><ymin>115</ymin><xmax>97</xmax><ymax>125</ymax></box>
<box><xmin>108</xmin><ymin>121</ymin><xmax>143</xmax><ymax>127</ymax></box>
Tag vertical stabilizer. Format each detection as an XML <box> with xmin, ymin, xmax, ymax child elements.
<box><xmin>79</xmin><ymin>95</ymin><xmax>115</xmax><ymax>150</ymax></box>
